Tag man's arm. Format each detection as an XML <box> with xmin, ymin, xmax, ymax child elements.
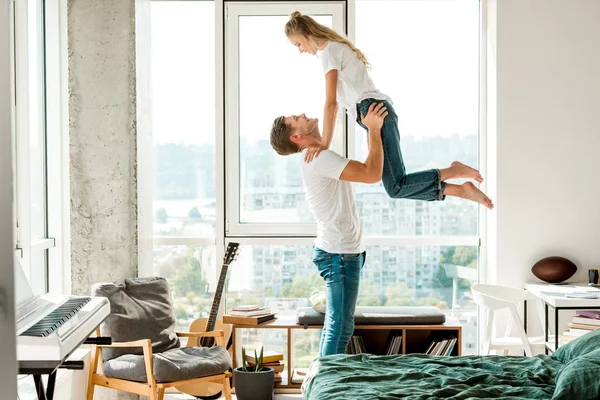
<box><xmin>339</xmin><ymin>103</ymin><xmax>387</xmax><ymax>184</ymax></box>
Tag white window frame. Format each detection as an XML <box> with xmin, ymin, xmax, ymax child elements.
<box><xmin>46</xmin><ymin>0</ymin><xmax>70</xmax><ymax>294</ymax></box>
<box><xmin>12</xmin><ymin>0</ymin><xmax>64</xmax><ymax>295</ymax></box>
<box><xmin>225</xmin><ymin>1</ymin><xmax>346</xmax><ymax>237</ymax></box>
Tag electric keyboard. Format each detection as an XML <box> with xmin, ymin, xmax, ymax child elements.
<box><xmin>17</xmin><ymin>293</ymin><xmax>110</xmax><ymax>362</ymax></box>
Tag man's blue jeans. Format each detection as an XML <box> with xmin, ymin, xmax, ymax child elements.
<box><xmin>356</xmin><ymin>98</ymin><xmax>446</xmax><ymax>201</ymax></box>
<box><xmin>313</xmin><ymin>247</ymin><xmax>366</xmax><ymax>356</ymax></box>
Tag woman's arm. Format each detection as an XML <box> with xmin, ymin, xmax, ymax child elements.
<box><xmin>321</xmin><ymin>69</ymin><xmax>339</xmax><ymax>149</ymax></box>
<box><xmin>304</xmin><ymin>69</ymin><xmax>339</xmax><ymax>163</ymax></box>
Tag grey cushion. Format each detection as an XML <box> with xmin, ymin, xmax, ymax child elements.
<box><xmin>91</xmin><ymin>277</ymin><xmax>180</xmax><ymax>361</ymax></box>
<box><xmin>296</xmin><ymin>306</ymin><xmax>446</xmax><ymax>325</ymax></box>
<box><xmin>104</xmin><ymin>346</ymin><xmax>232</xmax><ymax>383</ymax></box>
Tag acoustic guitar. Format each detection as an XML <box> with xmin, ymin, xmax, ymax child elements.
<box><xmin>175</xmin><ymin>242</ymin><xmax>239</xmax><ymax>399</ymax></box>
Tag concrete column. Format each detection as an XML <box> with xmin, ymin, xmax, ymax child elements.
<box><xmin>68</xmin><ymin>0</ymin><xmax>151</xmax><ymax>398</ymax></box>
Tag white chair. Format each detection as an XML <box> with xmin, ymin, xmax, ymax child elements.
<box><xmin>471</xmin><ymin>284</ymin><xmax>546</xmax><ymax>356</ymax></box>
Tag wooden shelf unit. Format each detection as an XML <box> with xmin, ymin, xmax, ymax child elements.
<box><xmin>231</xmin><ymin>316</ymin><xmax>462</xmax><ymax>390</ymax></box>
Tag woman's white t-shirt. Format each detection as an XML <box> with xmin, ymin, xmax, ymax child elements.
<box><xmin>320</xmin><ymin>41</ymin><xmax>392</xmax><ymax>119</ymax></box>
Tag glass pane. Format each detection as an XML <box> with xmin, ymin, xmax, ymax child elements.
<box><xmin>355</xmin><ymin>0</ymin><xmax>479</xmax><ymax>236</ymax></box>
<box><xmin>238</xmin><ymin>15</ymin><xmax>333</xmax><ymax>224</ymax></box>
<box><xmin>28</xmin><ymin>0</ymin><xmax>46</xmax><ymax>241</ymax></box>
<box><xmin>359</xmin><ymin>245</ymin><xmax>478</xmax><ymax>355</ymax></box>
<box><xmin>228</xmin><ymin>244</ymin><xmax>477</xmax><ymax>356</ymax></box>
<box><xmin>235</xmin><ymin>328</ymin><xmax>289</xmax><ymax>384</ymax></box>
<box><xmin>226</xmin><ymin>244</ymin><xmax>317</xmax><ymax>317</ymax></box>
<box><xmin>29</xmin><ymin>249</ymin><xmax>47</xmax><ymax>296</ymax></box>
<box><xmin>153</xmin><ymin>245</ymin><xmax>216</xmax><ymax>332</ymax></box>
<box><xmin>292</xmin><ymin>329</ymin><xmax>321</xmax><ymax>368</ymax></box>
<box><xmin>151</xmin><ymin>2</ymin><xmax>216</xmax><ymax>237</ymax></box>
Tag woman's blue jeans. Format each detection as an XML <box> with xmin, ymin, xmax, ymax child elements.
<box><xmin>356</xmin><ymin>98</ymin><xmax>446</xmax><ymax>201</ymax></box>
<box><xmin>313</xmin><ymin>247</ymin><xmax>366</xmax><ymax>356</ymax></box>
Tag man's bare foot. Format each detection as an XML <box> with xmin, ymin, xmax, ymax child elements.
<box><xmin>450</xmin><ymin>161</ymin><xmax>483</xmax><ymax>183</ymax></box>
<box><xmin>462</xmin><ymin>182</ymin><xmax>493</xmax><ymax>209</ymax></box>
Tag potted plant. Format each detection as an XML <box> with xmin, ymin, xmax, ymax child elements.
<box><xmin>233</xmin><ymin>347</ymin><xmax>275</xmax><ymax>400</ymax></box>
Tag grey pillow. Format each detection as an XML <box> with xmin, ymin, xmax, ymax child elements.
<box><xmin>104</xmin><ymin>346</ymin><xmax>232</xmax><ymax>383</ymax></box>
<box><xmin>297</xmin><ymin>306</ymin><xmax>446</xmax><ymax>325</ymax></box>
<box><xmin>91</xmin><ymin>277</ymin><xmax>180</xmax><ymax>361</ymax></box>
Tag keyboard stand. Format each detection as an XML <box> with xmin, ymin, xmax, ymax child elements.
<box><xmin>19</xmin><ymin>360</ymin><xmax>85</xmax><ymax>400</ymax></box>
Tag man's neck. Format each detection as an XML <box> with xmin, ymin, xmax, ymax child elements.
<box><xmin>298</xmin><ymin>138</ymin><xmax>322</xmax><ymax>152</ymax></box>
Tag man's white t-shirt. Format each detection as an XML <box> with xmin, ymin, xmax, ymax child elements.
<box><xmin>320</xmin><ymin>41</ymin><xmax>392</xmax><ymax>119</ymax></box>
<box><xmin>301</xmin><ymin>149</ymin><xmax>364</xmax><ymax>254</ymax></box>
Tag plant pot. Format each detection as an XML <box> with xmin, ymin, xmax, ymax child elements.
<box><xmin>233</xmin><ymin>366</ymin><xmax>274</xmax><ymax>400</ymax></box>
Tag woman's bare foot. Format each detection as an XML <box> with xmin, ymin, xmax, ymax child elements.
<box><xmin>440</xmin><ymin>161</ymin><xmax>483</xmax><ymax>183</ymax></box>
<box><xmin>444</xmin><ymin>182</ymin><xmax>494</xmax><ymax>209</ymax></box>
<box><xmin>462</xmin><ymin>182</ymin><xmax>493</xmax><ymax>209</ymax></box>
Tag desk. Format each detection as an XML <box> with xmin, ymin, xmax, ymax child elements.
<box><xmin>524</xmin><ymin>283</ymin><xmax>600</xmax><ymax>353</ymax></box>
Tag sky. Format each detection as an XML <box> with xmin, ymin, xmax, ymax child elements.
<box><xmin>150</xmin><ymin>0</ymin><xmax>479</xmax><ymax>147</ymax></box>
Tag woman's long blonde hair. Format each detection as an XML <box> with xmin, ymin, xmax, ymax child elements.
<box><xmin>285</xmin><ymin>11</ymin><xmax>369</xmax><ymax>68</ymax></box>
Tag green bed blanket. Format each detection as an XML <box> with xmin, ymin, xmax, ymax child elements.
<box><xmin>302</xmin><ymin>326</ymin><xmax>600</xmax><ymax>399</ymax></box>
<box><xmin>302</xmin><ymin>353</ymin><xmax>561</xmax><ymax>400</ymax></box>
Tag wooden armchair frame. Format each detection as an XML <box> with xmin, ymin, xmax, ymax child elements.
<box><xmin>86</xmin><ymin>328</ymin><xmax>232</xmax><ymax>400</ymax></box>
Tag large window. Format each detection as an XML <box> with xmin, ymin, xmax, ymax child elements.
<box><xmin>151</xmin><ymin>1</ymin><xmax>216</xmax><ymax>239</ymax></box>
<box><xmin>151</xmin><ymin>1</ymin><xmax>217</xmax><ymax>331</ymax></box>
<box><xmin>152</xmin><ymin>0</ymin><xmax>481</xmax><ymax>360</ymax></box>
<box><xmin>225</xmin><ymin>3</ymin><xmax>345</xmax><ymax>235</ymax></box>
<box><xmin>13</xmin><ymin>0</ymin><xmax>62</xmax><ymax>295</ymax></box>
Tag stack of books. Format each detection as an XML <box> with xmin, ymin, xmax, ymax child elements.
<box><xmin>346</xmin><ymin>335</ymin><xmax>366</xmax><ymax>354</ymax></box>
<box><xmin>560</xmin><ymin>310</ymin><xmax>600</xmax><ymax>344</ymax></box>
<box><xmin>291</xmin><ymin>367</ymin><xmax>309</xmax><ymax>384</ymax></box>
<box><xmin>385</xmin><ymin>333</ymin><xmax>403</xmax><ymax>355</ymax></box>
<box><xmin>425</xmin><ymin>336</ymin><xmax>457</xmax><ymax>356</ymax></box>
<box><xmin>244</xmin><ymin>350</ymin><xmax>284</xmax><ymax>383</ymax></box>
<box><xmin>223</xmin><ymin>305</ymin><xmax>276</xmax><ymax>325</ymax></box>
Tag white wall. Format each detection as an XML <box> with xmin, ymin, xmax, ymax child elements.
<box><xmin>488</xmin><ymin>0</ymin><xmax>600</xmax><ymax>334</ymax></box>
<box><xmin>0</xmin><ymin>0</ymin><xmax>18</xmax><ymax>396</ymax></box>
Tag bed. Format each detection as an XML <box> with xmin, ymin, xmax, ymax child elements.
<box><xmin>302</xmin><ymin>328</ymin><xmax>600</xmax><ymax>400</ymax></box>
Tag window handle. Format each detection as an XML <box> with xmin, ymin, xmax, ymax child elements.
<box><xmin>15</xmin><ymin>244</ymin><xmax>23</xmax><ymax>259</ymax></box>
<box><xmin>0</xmin><ymin>288</ymin><xmax>7</xmax><ymax>321</ymax></box>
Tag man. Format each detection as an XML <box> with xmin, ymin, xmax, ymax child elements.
<box><xmin>270</xmin><ymin>103</ymin><xmax>388</xmax><ymax>356</ymax></box>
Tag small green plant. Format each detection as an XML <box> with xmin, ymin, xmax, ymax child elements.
<box><xmin>241</xmin><ymin>346</ymin><xmax>264</xmax><ymax>372</ymax></box>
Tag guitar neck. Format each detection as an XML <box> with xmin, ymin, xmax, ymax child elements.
<box><xmin>205</xmin><ymin>263</ymin><xmax>229</xmax><ymax>332</ymax></box>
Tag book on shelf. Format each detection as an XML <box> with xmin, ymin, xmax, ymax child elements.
<box><xmin>385</xmin><ymin>333</ymin><xmax>403</xmax><ymax>355</ymax></box>
<box><xmin>425</xmin><ymin>336</ymin><xmax>458</xmax><ymax>356</ymax></box>
<box><xmin>291</xmin><ymin>368</ymin><xmax>309</xmax><ymax>384</ymax></box>
<box><xmin>222</xmin><ymin>313</ymin><xmax>276</xmax><ymax>325</ymax></box>
<box><xmin>226</xmin><ymin>308</ymin><xmax>272</xmax><ymax>317</ymax></box>
<box><xmin>572</xmin><ymin>316</ymin><xmax>600</xmax><ymax>327</ymax></box>
<box><xmin>232</xmin><ymin>305</ymin><xmax>260</xmax><ymax>311</ymax></box>
<box><xmin>568</xmin><ymin>322</ymin><xmax>600</xmax><ymax>331</ymax></box>
<box><xmin>274</xmin><ymin>372</ymin><xmax>282</xmax><ymax>383</ymax></box>
<box><xmin>566</xmin><ymin>328</ymin><xmax>593</xmax><ymax>336</ymax></box>
<box><xmin>560</xmin><ymin>335</ymin><xmax>578</xmax><ymax>343</ymax></box>
<box><xmin>575</xmin><ymin>310</ymin><xmax>600</xmax><ymax>320</ymax></box>
<box><xmin>346</xmin><ymin>335</ymin><xmax>366</xmax><ymax>355</ymax></box>
<box><xmin>247</xmin><ymin>360</ymin><xmax>284</xmax><ymax>373</ymax></box>
<box><xmin>244</xmin><ymin>350</ymin><xmax>284</xmax><ymax>364</ymax></box>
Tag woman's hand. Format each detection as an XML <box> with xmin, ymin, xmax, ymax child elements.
<box><xmin>304</xmin><ymin>144</ymin><xmax>327</xmax><ymax>163</ymax></box>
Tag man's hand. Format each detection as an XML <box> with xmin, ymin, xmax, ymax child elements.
<box><xmin>360</xmin><ymin>102</ymin><xmax>388</xmax><ymax>132</ymax></box>
<box><xmin>304</xmin><ymin>144</ymin><xmax>327</xmax><ymax>163</ymax></box>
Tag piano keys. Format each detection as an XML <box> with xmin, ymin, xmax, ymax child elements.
<box><xmin>17</xmin><ymin>293</ymin><xmax>110</xmax><ymax>363</ymax></box>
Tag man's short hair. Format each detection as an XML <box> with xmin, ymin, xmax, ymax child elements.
<box><xmin>270</xmin><ymin>116</ymin><xmax>298</xmax><ymax>155</ymax></box>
